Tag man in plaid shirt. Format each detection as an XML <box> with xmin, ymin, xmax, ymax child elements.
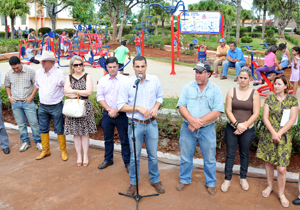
<box><xmin>4</xmin><ymin>56</ymin><xmax>42</xmax><ymax>152</ymax></box>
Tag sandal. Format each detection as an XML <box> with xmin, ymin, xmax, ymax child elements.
<box><xmin>278</xmin><ymin>194</ymin><xmax>289</xmax><ymax>208</ymax></box>
<box><xmin>214</xmin><ymin>74</ymin><xmax>218</xmax><ymax>78</ymax></box>
<box><xmin>240</xmin><ymin>179</ymin><xmax>249</xmax><ymax>191</ymax></box>
<box><xmin>221</xmin><ymin>180</ymin><xmax>231</xmax><ymax>192</ymax></box>
<box><xmin>262</xmin><ymin>186</ymin><xmax>273</xmax><ymax>198</ymax></box>
<box><xmin>77</xmin><ymin>162</ymin><xmax>82</xmax><ymax>167</ymax></box>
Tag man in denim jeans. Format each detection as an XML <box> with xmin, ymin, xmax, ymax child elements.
<box><xmin>5</xmin><ymin>56</ymin><xmax>42</xmax><ymax>152</ymax></box>
<box><xmin>118</xmin><ymin>56</ymin><xmax>165</xmax><ymax>196</ymax></box>
<box><xmin>0</xmin><ymin>72</ymin><xmax>10</xmax><ymax>154</ymax></box>
<box><xmin>134</xmin><ymin>32</ymin><xmax>141</xmax><ymax>56</ymax></box>
<box><xmin>176</xmin><ymin>60</ymin><xmax>224</xmax><ymax>195</ymax></box>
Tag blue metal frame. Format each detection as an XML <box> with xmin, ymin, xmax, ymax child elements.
<box><xmin>133</xmin><ymin>21</ymin><xmax>153</xmax><ymax>41</ymax></box>
<box><xmin>41</xmin><ymin>32</ymin><xmax>69</xmax><ymax>67</ymax></box>
<box><xmin>148</xmin><ymin>1</ymin><xmax>187</xmax><ymax>16</ymax></box>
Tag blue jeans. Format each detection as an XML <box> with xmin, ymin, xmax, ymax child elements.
<box><xmin>222</xmin><ymin>61</ymin><xmax>245</xmax><ymax>77</ymax></box>
<box><xmin>102</xmin><ymin>111</ymin><xmax>130</xmax><ymax>166</ymax></box>
<box><xmin>179</xmin><ymin>122</ymin><xmax>217</xmax><ymax>187</ymax></box>
<box><xmin>136</xmin><ymin>46</ymin><xmax>141</xmax><ymax>56</ymax></box>
<box><xmin>12</xmin><ymin>101</ymin><xmax>41</xmax><ymax>144</ymax></box>
<box><xmin>38</xmin><ymin>102</ymin><xmax>64</xmax><ymax>134</ymax></box>
<box><xmin>0</xmin><ymin>98</ymin><xmax>9</xmax><ymax>149</ymax></box>
<box><xmin>128</xmin><ymin>119</ymin><xmax>160</xmax><ymax>185</ymax></box>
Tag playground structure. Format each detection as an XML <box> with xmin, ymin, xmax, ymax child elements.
<box><xmin>148</xmin><ymin>1</ymin><xmax>188</xmax><ymax>75</ymax></box>
<box><xmin>73</xmin><ymin>22</ymin><xmax>111</xmax><ymax>68</ymax></box>
<box><xmin>242</xmin><ymin>43</ymin><xmax>293</xmax><ymax>97</ymax></box>
<box><xmin>133</xmin><ymin>21</ymin><xmax>154</xmax><ymax>57</ymax></box>
<box><xmin>198</xmin><ymin>45</ymin><xmax>207</xmax><ymax>62</ymax></box>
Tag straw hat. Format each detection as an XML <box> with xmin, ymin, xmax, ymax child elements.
<box><xmin>35</xmin><ymin>51</ymin><xmax>57</xmax><ymax>61</ymax></box>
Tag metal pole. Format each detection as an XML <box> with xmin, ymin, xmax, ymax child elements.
<box><xmin>35</xmin><ymin>0</ymin><xmax>37</xmax><ymax>33</ymax></box>
<box><xmin>170</xmin><ymin>14</ymin><xmax>176</xmax><ymax>75</ymax></box>
<box><xmin>142</xmin><ymin>29</ymin><xmax>144</xmax><ymax>56</ymax></box>
<box><xmin>177</xmin><ymin>14</ymin><xmax>180</xmax><ymax>61</ymax></box>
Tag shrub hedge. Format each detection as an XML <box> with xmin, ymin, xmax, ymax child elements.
<box><xmin>241</xmin><ymin>36</ymin><xmax>253</xmax><ymax>43</ymax></box>
<box><xmin>285</xmin><ymin>33</ymin><xmax>300</xmax><ymax>45</ymax></box>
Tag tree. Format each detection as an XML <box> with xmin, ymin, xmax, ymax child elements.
<box><xmin>269</xmin><ymin>0</ymin><xmax>299</xmax><ymax>36</ymax></box>
<box><xmin>220</xmin><ymin>4</ymin><xmax>237</xmax><ymax>38</ymax></box>
<box><xmin>241</xmin><ymin>9</ymin><xmax>252</xmax><ymax>27</ymax></box>
<box><xmin>292</xmin><ymin>7</ymin><xmax>300</xmax><ymax>30</ymax></box>
<box><xmin>37</xmin><ymin>0</ymin><xmax>92</xmax><ymax>30</ymax></box>
<box><xmin>71</xmin><ymin>0</ymin><xmax>94</xmax><ymax>25</ymax></box>
<box><xmin>236</xmin><ymin>0</ymin><xmax>242</xmax><ymax>44</ymax></box>
<box><xmin>158</xmin><ymin>2</ymin><xmax>171</xmax><ymax>37</ymax></box>
<box><xmin>1</xmin><ymin>0</ymin><xmax>30</xmax><ymax>40</ymax></box>
<box><xmin>0</xmin><ymin>1</ymin><xmax>9</xmax><ymax>39</ymax></box>
<box><xmin>253</xmin><ymin>0</ymin><xmax>270</xmax><ymax>39</ymax></box>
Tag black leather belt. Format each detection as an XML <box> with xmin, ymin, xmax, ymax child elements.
<box><xmin>133</xmin><ymin>118</ymin><xmax>155</xmax><ymax>124</ymax></box>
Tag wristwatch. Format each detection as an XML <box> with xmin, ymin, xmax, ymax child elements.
<box><xmin>8</xmin><ymin>96</ymin><xmax>11</xmax><ymax>99</ymax></box>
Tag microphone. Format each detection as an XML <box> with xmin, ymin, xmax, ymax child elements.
<box><xmin>133</xmin><ymin>74</ymin><xmax>143</xmax><ymax>88</ymax></box>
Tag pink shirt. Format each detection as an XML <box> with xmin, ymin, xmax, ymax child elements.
<box><xmin>264</xmin><ymin>52</ymin><xmax>275</xmax><ymax>66</ymax></box>
<box><xmin>35</xmin><ymin>66</ymin><xmax>66</xmax><ymax>105</ymax></box>
<box><xmin>96</xmin><ymin>74</ymin><xmax>127</xmax><ymax>109</ymax></box>
<box><xmin>60</xmin><ymin>34</ymin><xmax>66</xmax><ymax>43</ymax></box>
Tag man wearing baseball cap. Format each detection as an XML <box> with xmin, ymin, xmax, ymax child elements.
<box><xmin>176</xmin><ymin>60</ymin><xmax>224</xmax><ymax>195</ymax></box>
<box><xmin>213</xmin><ymin>38</ymin><xmax>229</xmax><ymax>78</ymax></box>
<box><xmin>34</xmin><ymin>51</ymin><xmax>68</xmax><ymax>161</ymax></box>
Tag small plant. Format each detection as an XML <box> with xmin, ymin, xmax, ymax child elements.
<box><xmin>89</xmin><ymin>95</ymin><xmax>104</xmax><ymax>126</ymax></box>
<box><xmin>266</xmin><ymin>29</ymin><xmax>275</xmax><ymax>38</ymax></box>
<box><xmin>264</xmin><ymin>37</ymin><xmax>277</xmax><ymax>45</ymax></box>
<box><xmin>241</xmin><ymin>36</ymin><xmax>253</xmax><ymax>43</ymax></box>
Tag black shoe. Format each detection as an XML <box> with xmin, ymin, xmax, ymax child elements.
<box><xmin>293</xmin><ymin>198</ymin><xmax>300</xmax><ymax>205</ymax></box>
<box><xmin>98</xmin><ymin>161</ymin><xmax>113</xmax><ymax>169</ymax></box>
<box><xmin>3</xmin><ymin>148</ymin><xmax>10</xmax><ymax>154</ymax></box>
<box><xmin>125</xmin><ymin>165</ymin><xmax>130</xmax><ymax>173</ymax></box>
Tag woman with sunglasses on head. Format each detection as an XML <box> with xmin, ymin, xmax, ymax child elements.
<box><xmin>64</xmin><ymin>56</ymin><xmax>97</xmax><ymax>167</ymax></box>
<box><xmin>256</xmin><ymin>75</ymin><xmax>298</xmax><ymax>208</ymax></box>
<box><xmin>221</xmin><ymin>67</ymin><xmax>261</xmax><ymax>193</ymax></box>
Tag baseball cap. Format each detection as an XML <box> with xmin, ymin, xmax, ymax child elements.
<box><xmin>193</xmin><ymin>60</ymin><xmax>211</xmax><ymax>72</ymax></box>
<box><xmin>218</xmin><ymin>38</ymin><xmax>226</xmax><ymax>43</ymax></box>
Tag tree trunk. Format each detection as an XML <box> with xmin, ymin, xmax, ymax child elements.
<box><xmin>236</xmin><ymin>0</ymin><xmax>241</xmax><ymax>44</ymax></box>
<box><xmin>242</xmin><ymin>21</ymin><xmax>244</xmax><ymax>28</ymax></box>
<box><xmin>50</xmin><ymin>15</ymin><xmax>56</xmax><ymax>30</ymax></box>
<box><xmin>162</xmin><ymin>20</ymin><xmax>165</xmax><ymax>37</ymax></box>
<box><xmin>111</xmin><ymin>14</ymin><xmax>118</xmax><ymax>42</ymax></box>
<box><xmin>117</xmin><ymin>9</ymin><xmax>128</xmax><ymax>42</ymax></box>
<box><xmin>251</xmin><ymin>18</ymin><xmax>254</xmax><ymax>33</ymax></box>
<box><xmin>155</xmin><ymin>22</ymin><xmax>158</xmax><ymax>36</ymax></box>
<box><xmin>4</xmin><ymin>17</ymin><xmax>8</xmax><ymax>39</ymax></box>
<box><xmin>261</xmin><ymin>5</ymin><xmax>267</xmax><ymax>39</ymax></box>
<box><xmin>10</xmin><ymin>17</ymin><xmax>15</xmax><ymax>40</ymax></box>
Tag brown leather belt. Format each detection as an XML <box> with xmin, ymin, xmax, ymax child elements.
<box><xmin>41</xmin><ymin>104</ymin><xmax>54</xmax><ymax>107</ymax></box>
<box><xmin>133</xmin><ymin>118</ymin><xmax>155</xmax><ymax>124</ymax></box>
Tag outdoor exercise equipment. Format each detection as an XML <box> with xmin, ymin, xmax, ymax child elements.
<box><xmin>18</xmin><ymin>38</ymin><xmax>42</xmax><ymax>65</ymax></box>
<box><xmin>198</xmin><ymin>45</ymin><xmax>207</xmax><ymax>62</ymax></box>
<box><xmin>243</xmin><ymin>43</ymin><xmax>293</xmax><ymax>97</ymax></box>
<box><xmin>40</xmin><ymin>32</ymin><xmax>69</xmax><ymax>67</ymax></box>
<box><xmin>148</xmin><ymin>1</ymin><xmax>188</xmax><ymax>75</ymax></box>
<box><xmin>133</xmin><ymin>21</ymin><xmax>154</xmax><ymax>57</ymax></box>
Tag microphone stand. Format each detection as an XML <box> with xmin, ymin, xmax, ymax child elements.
<box><xmin>119</xmin><ymin>78</ymin><xmax>159</xmax><ymax>210</ymax></box>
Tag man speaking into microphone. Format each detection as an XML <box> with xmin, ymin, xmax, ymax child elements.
<box><xmin>118</xmin><ymin>56</ymin><xmax>165</xmax><ymax>196</ymax></box>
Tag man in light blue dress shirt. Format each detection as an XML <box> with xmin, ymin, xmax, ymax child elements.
<box><xmin>118</xmin><ymin>56</ymin><xmax>165</xmax><ymax>196</ymax></box>
<box><xmin>0</xmin><ymin>72</ymin><xmax>10</xmax><ymax>154</ymax></box>
<box><xmin>220</xmin><ymin>42</ymin><xmax>246</xmax><ymax>81</ymax></box>
<box><xmin>176</xmin><ymin>61</ymin><xmax>224</xmax><ymax>195</ymax></box>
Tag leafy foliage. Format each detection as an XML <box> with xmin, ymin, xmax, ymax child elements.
<box><xmin>241</xmin><ymin>36</ymin><xmax>253</xmax><ymax>43</ymax></box>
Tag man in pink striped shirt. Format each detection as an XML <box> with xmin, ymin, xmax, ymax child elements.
<box><xmin>96</xmin><ymin>57</ymin><xmax>130</xmax><ymax>172</ymax></box>
<box><xmin>34</xmin><ymin>51</ymin><xmax>68</xmax><ymax>161</ymax></box>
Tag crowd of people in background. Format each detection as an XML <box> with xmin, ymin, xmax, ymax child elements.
<box><xmin>1</xmin><ymin>32</ymin><xmax>300</xmax><ymax>208</ymax></box>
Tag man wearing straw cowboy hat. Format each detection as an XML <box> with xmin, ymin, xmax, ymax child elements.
<box><xmin>34</xmin><ymin>51</ymin><xmax>68</xmax><ymax>161</ymax></box>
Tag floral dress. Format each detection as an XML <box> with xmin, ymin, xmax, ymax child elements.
<box><xmin>64</xmin><ymin>73</ymin><xmax>97</xmax><ymax>136</ymax></box>
<box><xmin>256</xmin><ymin>93</ymin><xmax>298</xmax><ymax>167</ymax></box>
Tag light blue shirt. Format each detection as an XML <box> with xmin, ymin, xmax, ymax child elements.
<box><xmin>118</xmin><ymin>74</ymin><xmax>164</xmax><ymax>120</ymax></box>
<box><xmin>192</xmin><ymin>38</ymin><xmax>198</xmax><ymax>44</ymax></box>
<box><xmin>177</xmin><ymin>80</ymin><xmax>224</xmax><ymax>126</ymax></box>
<box><xmin>26</xmin><ymin>48</ymin><xmax>34</xmax><ymax>60</ymax></box>
<box><xmin>227</xmin><ymin>47</ymin><xmax>246</xmax><ymax>63</ymax></box>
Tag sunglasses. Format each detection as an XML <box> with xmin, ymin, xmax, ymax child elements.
<box><xmin>73</xmin><ymin>63</ymin><xmax>83</xmax><ymax>67</ymax></box>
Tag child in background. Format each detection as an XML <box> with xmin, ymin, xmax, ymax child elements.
<box><xmin>64</xmin><ymin>33</ymin><xmax>70</xmax><ymax>56</ymax></box>
<box><xmin>26</xmin><ymin>43</ymin><xmax>42</xmax><ymax>64</ymax></box>
<box><xmin>42</xmin><ymin>35</ymin><xmax>49</xmax><ymax>52</ymax></box>
<box><xmin>278</xmin><ymin>43</ymin><xmax>291</xmax><ymax>70</ymax></box>
<box><xmin>289</xmin><ymin>46</ymin><xmax>300</xmax><ymax>96</ymax></box>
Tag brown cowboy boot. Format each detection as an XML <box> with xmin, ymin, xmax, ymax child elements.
<box><xmin>36</xmin><ymin>133</ymin><xmax>51</xmax><ymax>160</ymax></box>
<box><xmin>58</xmin><ymin>134</ymin><xmax>68</xmax><ymax>161</ymax></box>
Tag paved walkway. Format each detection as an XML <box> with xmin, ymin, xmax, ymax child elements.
<box><xmin>0</xmin><ymin>129</ymin><xmax>299</xmax><ymax>210</ymax></box>
<box><xmin>1</xmin><ymin>56</ymin><xmax>297</xmax><ymax>107</ymax></box>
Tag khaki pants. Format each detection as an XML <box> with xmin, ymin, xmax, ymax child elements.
<box><xmin>213</xmin><ymin>59</ymin><xmax>226</xmax><ymax>73</ymax></box>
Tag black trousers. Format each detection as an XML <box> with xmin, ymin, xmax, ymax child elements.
<box><xmin>30</xmin><ymin>57</ymin><xmax>40</xmax><ymax>64</ymax></box>
<box><xmin>224</xmin><ymin>123</ymin><xmax>255</xmax><ymax>180</ymax></box>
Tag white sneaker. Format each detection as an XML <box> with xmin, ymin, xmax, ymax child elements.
<box><xmin>19</xmin><ymin>142</ymin><xmax>31</xmax><ymax>152</ymax></box>
<box><xmin>36</xmin><ymin>143</ymin><xmax>43</xmax><ymax>152</ymax></box>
